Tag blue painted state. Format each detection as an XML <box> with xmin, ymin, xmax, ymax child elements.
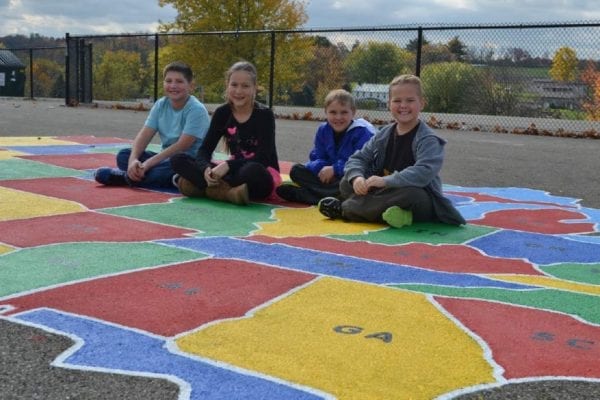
<box><xmin>445</xmin><ymin>186</ymin><xmax>580</xmax><ymax>207</ymax></box>
<box><xmin>14</xmin><ymin>309</ymin><xmax>325</xmax><ymax>400</ymax></box>
<box><xmin>468</xmin><ymin>230</ymin><xmax>600</xmax><ymax>265</ymax></box>
<box><xmin>157</xmin><ymin>237</ymin><xmax>534</xmax><ymax>290</ymax></box>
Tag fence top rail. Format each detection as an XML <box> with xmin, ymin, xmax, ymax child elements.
<box><xmin>65</xmin><ymin>19</ymin><xmax>600</xmax><ymax>40</ymax></box>
<box><xmin>5</xmin><ymin>46</ymin><xmax>66</xmax><ymax>51</ymax></box>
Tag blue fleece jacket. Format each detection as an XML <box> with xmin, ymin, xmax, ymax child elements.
<box><xmin>305</xmin><ymin>118</ymin><xmax>375</xmax><ymax>178</ymax></box>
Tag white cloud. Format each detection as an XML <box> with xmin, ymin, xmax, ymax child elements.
<box><xmin>1</xmin><ymin>0</ymin><xmax>599</xmax><ymax>38</ymax></box>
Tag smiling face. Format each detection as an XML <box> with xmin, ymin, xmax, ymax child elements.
<box><xmin>226</xmin><ymin>70</ymin><xmax>256</xmax><ymax>110</ymax></box>
<box><xmin>163</xmin><ymin>71</ymin><xmax>192</xmax><ymax>108</ymax></box>
<box><xmin>326</xmin><ymin>100</ymin><xmax>355</xmax><ymax>134</ymax></box>
<box><xmin>388</xmin><ymin>82</ymin><xmax>425</xmax><ymax>133</ymax></box>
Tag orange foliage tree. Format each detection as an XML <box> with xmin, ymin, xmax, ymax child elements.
<box><xmin>580</xmin><ymin>61</ymin><xmax>600</xmax><ymax>121</ymax></box>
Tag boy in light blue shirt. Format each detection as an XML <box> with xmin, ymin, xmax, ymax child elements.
<box><xmin>95</xmin><ymin>61</ymin><xmax>209</xmax><ymax>188</ymax></box>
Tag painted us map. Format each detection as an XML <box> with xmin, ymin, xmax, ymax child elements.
<box><xmin>0</xmin><ymin>135</ymin><xmax>599</xmax><ymax>399</ymax></box>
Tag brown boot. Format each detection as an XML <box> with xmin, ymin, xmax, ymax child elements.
<box><xmin>205</xmin><ymin>181</ymin><xmax>249</xmax><ymax>205</ymax></box>
<box><xmin>176</xmin><ymin>177</ymin><xmax>205</xmax><ymax>197</ymax></box>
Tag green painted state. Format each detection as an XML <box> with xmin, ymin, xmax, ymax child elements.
<box><xmin>541</xmin><ymin>263</ymin><xmax>600</xmax><ymax>285</ymax></box>
<box><xmin>329</xmin><ymin>222</ymin><xmax>494</xmax><ymax>245</ymax></box>
<box><xmin>100</xmin><ymin>197</ymin><xmax>277</xmax><ymax>237</ymax></box>
<box><xmin>0</xmin><ymin>242</ymin><xmax>205</xmax><ymax>297</ymax></box>
<box><xmin>393</xmin><ymin>284</ymin><xmax>600</xmax><ymax>325</ymax></box>
<box><xmin>0</xmin><ymin>158</ymin><xmax>82</xmax><ymax>180</ymax></box>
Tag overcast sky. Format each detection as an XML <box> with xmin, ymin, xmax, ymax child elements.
<box><xmin>1</xmin><ymin>0</ymin><xmax>599</xmax><ymax>38</ymax></box>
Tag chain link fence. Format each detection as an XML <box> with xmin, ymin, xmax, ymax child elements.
<box><xmin>7</xmin><ymin>21</ymin><xmax>600</xmax><ymax>136</ymax></box>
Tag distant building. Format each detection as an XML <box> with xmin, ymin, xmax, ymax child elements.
<box><xmin>0</xmin><ymin>49</ymin><xmax>26</xmax><ymax>97</ymax></box>
<box><xmin>353</xmin><ymin>83</ymin><xmax>389</xmax><ymax>109</ymax></box>
<box><xmin>530</xmin><ymin>79</ymin><xmax>586</xmax><ymax>110</ymax></box>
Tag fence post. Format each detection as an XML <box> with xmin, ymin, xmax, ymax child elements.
<box><xmin>28</xmin><ymin>48</ymin><xmax>34</xmax><ymax>99</ymax></box>
<box><xmin>65</xmin><ymin>33</ymin><xmax>70</xmax><ymax>106</ymax></box>
<box><xmin>268</xmin><ymin>31</ymin><xmax>276</xmax><ymax>109</ymax></box>
<box><xmin>415</xmin><ymin>27</ymin><xmax>423</xmax><ymax>77</ymax></box>
<box><xmin>154</xmin><ymin>33</ymin><xmax>159</xmax><ymax>102</ymax></box>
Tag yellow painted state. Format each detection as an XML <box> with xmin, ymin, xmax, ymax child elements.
<box><xmin>0</xmin><ymin>244</ymin><xmax>14</xmax><ymax>254</ymax></box>
<box><xmin>487</xmin><ymin>274</ymin><xmax>600</xmax><ymax>296</ymax></box>
<box><xmin>0</xmin><ymin>149</ymin><xmax>27</xmax><ymax>160</ymax></box>
<box><xmin>0</xmin><ymin>137</ymin><xmax>77</xmax><ymax>146</ymax></box>
<box><xmin>0</xmin><ymin>187</ymin><xmax>86</xmax><ymax>221</ymax></box>
<box><xmin>176</xmin><ymin>278</ymin><xmax>495</xmax><ymax>400</ymax></box>
<box><xmin>256</xmin><ymin>206</ymin><xmax>385</xmax><ymax>237</ymax></box>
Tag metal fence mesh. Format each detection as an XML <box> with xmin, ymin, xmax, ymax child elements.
<box><xmin>7</xmin><ymin>22</ymin><xmax>600</xmax><ymax>135</ymax></box>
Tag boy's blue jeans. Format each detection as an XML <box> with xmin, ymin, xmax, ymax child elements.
<box><xmin>116</xmin><ymin>148</ymin><xmax>175</xmax><ymax>188</ymax></box>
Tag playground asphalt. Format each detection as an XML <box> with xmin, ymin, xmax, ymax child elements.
<box><xmin>1</xmin><ymin>97</ymin><xmax>599</xmax><ymax>399</ymax></box>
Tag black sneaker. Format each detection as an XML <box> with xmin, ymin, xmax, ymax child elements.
<box><xmin>318</xmin><ymin>197</ymin><xmax>343</xmax><ymax>219</ymax></box>
<box><xmin>276</xmin><ymin>184</ymin><xmax>320</xmax><ymax>205</ymax></box>
<box><xmin>94</xmin><ymin>167</ymin><xmax>129</xmax><ymax>186</ymax></box>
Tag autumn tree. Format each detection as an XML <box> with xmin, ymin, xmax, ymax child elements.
<box><xmin>28</xmin><ymin>59</ymin><xmax>64</xmax><ymax>98</ymax></box>
<box><xmin>580</xmin><ymin>60</ymin><xmax>600</xmax><ymax>120</ymax></box>
<box><xmin>158</xmin><ymin>0</ymin><xmax>310</xmax><ymax>103</ymax></box>
<box><xmin>550</xmin><ymin>46</ymin><xmax>578</xmax><ymax>82</ymax></box>
<box><xmin>289</xmin><ymin>36</ymin><xmax>348</xmax><ymax>106</ymax></box>
<box><xmin>345</xmin><ymin>41</ymin><xmax>413</xmax><ymax>84</ymax></box>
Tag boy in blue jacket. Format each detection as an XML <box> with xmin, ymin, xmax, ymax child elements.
<box><xmin>276</xmin><ymin>89</ymin><xmax>375</xmax><ymax>205</ymax></box>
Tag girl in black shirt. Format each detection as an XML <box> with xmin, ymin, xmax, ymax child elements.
<box><xmin>171</xmin><ymin>61</ymin><xmax>280</xmax><ymax>204</ymax></box>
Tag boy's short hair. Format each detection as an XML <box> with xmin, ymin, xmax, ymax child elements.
<box><xmin>324</xmin><ymin>89</ymin><xmax>356</xmax><ymax>111</ymax></box>
<box><xmin>389</xmin><ymin>74</ymin><xmax>424</xmax><ymax>98</ymax></box>
<box><xmin>163</xmin><ymin>61</ymin><xmax>194</xmax><ymax>83</ymax></box>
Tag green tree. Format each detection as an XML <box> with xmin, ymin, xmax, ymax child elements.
<box><xmin>93</xmin><ymin>50</ymin><xmax>145</xmax><ymax>100</ymax></box>
<box><xmin>550</xmin><ymin>46</ymin><xmax>578</xmax><ymax>82</ymax></box>
<box><xmin>158</xmin><ymin>0</ymin><xmax>310</xmax><ymax>103</ymax></box>
<box><xmin>421</xmin><ymin>43</ymin><xmax>454</xmax><ymax>65</ymax></box>
<box><xmin>421</xmin><ymin>62</ymin><xmax>479</xmax><ymax>113</ymax></box>
<box><xmin>405</xmin><ymin>37</ymin><xmax>429</xmax><ymax>52</ymax></box>
<box><xmin>471</xmin><ymin>68</ymin><xmax>522</xmax><ymax>116</ymax></box>
<box><xmin>345</xmin><ymin>41</ymin><xmax>413</xmax><ymax>84</ymax></box>
<box><xmin>447</xmin><ymin>36</ymin><xmax>467</xmax><ymax>61</ymax></box>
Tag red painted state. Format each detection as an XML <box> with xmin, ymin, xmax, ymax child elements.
<box><xmin>0</xmin><ymin>211</ymin><xmax>196</xmax><ymax>247</ymax></box>
<box><xmin>436</xmin><ymin>297</ymin><xmax>600</xmax><ymax>379</ymax></box>
<box><xmin>19</xmin><ymin>153</ymin><xmax>117</xmax><ymax>170</ymax></box>
<box><xmin>469</xmin><ymin>208</ymin><xmax>595</xmax><ymax>234</ymax></box>
<box><xmin>247</xmin><ymin>236</ymin><xmax>541</xmax><ymax>275</ymax></box>
<box><xmin>7</xmin><ymin>259</ymin><xmax>317</xmax><ymax>336</ymax></box>
<box><xmin>0</xmin><ymin>177</ymin><xmax>179</xmax><ymax>209</ymax></box>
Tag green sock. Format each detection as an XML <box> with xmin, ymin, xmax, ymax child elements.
<box><xmin>382</xmin><ymin>206</ymin><xmax>413</xmax><ymax>228</ymax></box>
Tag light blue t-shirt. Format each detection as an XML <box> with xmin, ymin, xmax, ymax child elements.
<box><xmin>144</xmin><ymin>95</ymin><xmax>209</xmax><ymax>157</ymax></box>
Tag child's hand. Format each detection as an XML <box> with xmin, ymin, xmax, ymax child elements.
<box><xmin>204</xmin><ymin>167</ymin><xmax>219</xmax><ymax>186</ymax></box>
<box><xmin>366</xmin><ymin>176</ymin><xmax>385</xmax><ymax>190</ymax></box>
<box><xmin>318</xmin><ymin>166</ymin><xmax>335</xmax><ymax>184</ymax></box>
<box><xmin>352</xmin><ymin>176</ymin><xmax>369</xmax><ymax>195</ymax></box>
<box><xmin>127</xmin><ymin>160</ymin><xmax>145</xmax><ymax>182</ymax></box>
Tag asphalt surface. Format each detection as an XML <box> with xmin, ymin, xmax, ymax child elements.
<box><xmin>1</xmin><ymin>97</ymin><xmax>599</xmax><ymax>400</ymax></box>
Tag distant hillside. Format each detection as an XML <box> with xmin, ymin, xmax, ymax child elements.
<box><xmin>0</xmin><ymin>34</ymin><xmax>65</xmax><ymax>49</ymax></box>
